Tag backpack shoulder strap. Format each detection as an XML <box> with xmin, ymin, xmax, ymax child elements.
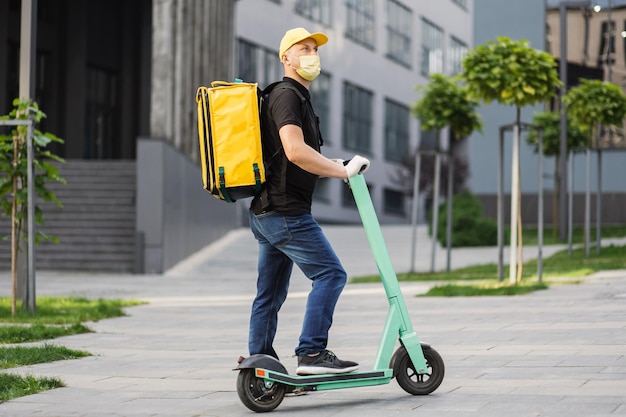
<box><xmin>262</xmin><ymin>81</ymin><xmax>306</xmax><ymax>103</ymax></box>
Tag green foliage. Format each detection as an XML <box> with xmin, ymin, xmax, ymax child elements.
<box><xmin>0</xmin><ymin>373</ymin><xmax>64</xmax><ymax>402</ymax></box>
<box><xmin>412</xmin><ymin>73</ymin><xmax>483</xmax><ymax>139</ymax></box>
<box><xmin>462</xmin><ymin>37</ymin><xmax>561</xmax><ymax>108</ymax></box>
<box><xmin>563</xmin><ymin>79</ymin><xmax>626</xmax><ymax>146</ymax></box>
<box><xmin>0</xmin><ymin>98</ymin><xmax>66</xmax><ymax>244</ymax></box>
<box><xmin>431</xmin><ymin>192</ymin><xmax>498</xmax><ymax>247</ymax></box>
<box><xmin>525</xmin><ymin>110</ymin><xmax>588</xmax><ymax>155</ymax></box>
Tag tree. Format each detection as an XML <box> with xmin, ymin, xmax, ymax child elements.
<box><xmin>563</xmin><ymin>79</ymin><xmax>626</xmax><ymax>147</ymax></box>
<box><xmin>0</xmin><ymin>99</ymin><xmax>65</xmax><ymax>315</ymax></box>
<box><xmin>413</xmin><ymin>73</ymin><xmax>483</xmax><ymax>142</ymax></box>
<box><xmin>462</xmin><ymin>37</ymin><xmax>561</xmax><ymax>283</ymax></box>
<box><xmin>563</xmin><ymin>79</ymin><xmax>626</xmax><ymax>254</ymax></box>
<box><xmin>411</xmin><ymin>73</ymin><xmax>482</xmax><ymax>271</ymax></box>
<box><xmin>525</xmin><ymin>110</ymin><xmax>587</xmax><ymax>239</ymax></box>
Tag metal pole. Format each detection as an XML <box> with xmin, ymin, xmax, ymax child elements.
<box><xmin>537</xmin><ymin>129</ymin><xmax>543</xmax><ymax>283</ymax></box>
<box><xmin>585</xmin><ymin>148</ymin><xmax>591</xmax><ymax>257</ymax></box>
<box><xmin>497</xmin><ymin>128</ymin><xmax>504</xmax><ymax>281</ymax></box>
<box><xmin>559</xmin><ymin>2</ymin><xmax>569</xmax><ymax>242</ymax></box>
<box><xmin>26</xmin><ymin>120</ymin><xmax>35</xmax><ymax>313</ymax></box>
<box><xmin>509</xmin><ymin>123</ymin><xmax>520</xmax><ymax>284</ymax></box>
<box><xmin>568</xmin><ymin>150</ymin><xmax>574</xmax><ymax>257</ymax></box>
<box><xmin>19</xmin><ymin>0</ymin><xmax>37</xmax><ymax>99</ymax></box>
<box><xmin>19</xmin><ymin>0</ymin><xmax>38</xmax><ymax>314</ymax></box>
<box><xmin>596</xmin><ymin>149</ymin><xmax>602</xmax><ymax>254</ymax></box>
<box><xmin>410</xmin><ymin>151</ymin><xmax>421</xmax><ymax>273</ymax></box>
<box><xmin>606</xmin><ymin>0</ymin><xmax>615</xmax><ymax>82</ymax></box>
<box><xmin>446</xmin><ymin>153</ymin><xmax>453</xmax><ymax>272</ymax></box>
<box><xmin>430</xmin><ymin>152</ymin><xmax>441</xmax><ymax>273</ymax></box>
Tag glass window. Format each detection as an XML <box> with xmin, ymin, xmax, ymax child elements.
<box><xmin>384</xmin><ymin>188</ymin><xmax>406</xmax><ymax>216</ymax></box>
<box><xmin>236</xmin><ymin>39</ymin><xmax>282</xmax><ymax>89</ymax></box>
<box><xmin>386</xmin><ymin>0</ymin><xmax>412</xmax><ymax>67</ymax></box>
<box><xmin>309</xmin><ymin>72</ymin><xmax>331</xmax><ymax>145</ymax></box>
<box><xmin>85</xmin><ymin>66</ymin><xmax>120</xmax><ymax>159</ymax></box>
<box><xmin>448</xmin><ymin>36</ymin><xmax>468</xmax><ymax>75</ymax></box>
<box><xmin>384</xmin><ymin>98</ymin><xmax>410</xmax><ymax>162</ymax></box>
<box><xmin>342</xmin><ymin>82</ymin><xmax>373</xmax><ymax>154</ymax></box>
<box><xmin>421</xmin><ymin>18</ymin><xmax>444</xmax><ymax>76</ymax></box>
<box><xmin>345</xmin><ymin>0</ymin><xmax>375</xmax><ymax>49</ymax></box>
<box><xmin>419</xmin><ymin>127</ymin><xmax>437</xmax><ymax>151</ymax></box>
<box><xmin>294</xmin><ymin>0</ymin><xmax>332</xmax><ymax>26</ymax></box>
<box><xmin>598</xmin><ymin>20</ymin><xmax>616</xmax><ymax>67</ymax></box>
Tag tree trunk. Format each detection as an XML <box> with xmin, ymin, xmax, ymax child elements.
<box><xmin>509</xmin><ymin>108</ymin><xmax>522</xmax><ymax>284</ymax></box>
<box><xmin>553</xmin><ymin>155</ymin><xmax>560</xmax><ymax>240</ymax></box>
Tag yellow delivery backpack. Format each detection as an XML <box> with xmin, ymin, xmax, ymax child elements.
<box><xmin>195</xmin><ymin>80</ymin><xmax>306</xmax><ymax>203</ymax></box>
<box><xmin>196</xmin><ymin>81</ymin><xmax>264</xmax><ymax>202</ymax></box>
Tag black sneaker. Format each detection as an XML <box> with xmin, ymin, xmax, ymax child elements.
<box><xmin>296</xmin><ymin>350</ymin><xmax>359</xmax><ymax>375</ymax></box>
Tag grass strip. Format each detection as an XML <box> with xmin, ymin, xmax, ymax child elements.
<box><xmin>0</xmin><ymin>373</ymin><xmax>65</xmax><ymax>402</ymax></box>
<box><xmin>421</xmin><ymin>282</ymin><xmax>549</xmax><ymax>297</ymax></box>
<box><xmin>350</xmin><ymin>244</ymin><xmax>625</xmax><ymax>296</ymax></box>
<box><xmin>0</xmin><ymin>297</ymin><xmax>145</xmax><ymax>324</ymax></box>
<box><xmin>351</xmin><ymin>244</ymin><xmax>626</xmax><ymax>284</ymax></box>
<box><xmin>0</xmin><ymin>323</ymin><xmax>93</xmax><ymax>344</ymax></box>
<box><xmin>0</xmin><ymin>343</ymin><xmax>91</xmax><ymax>369</ymax></box>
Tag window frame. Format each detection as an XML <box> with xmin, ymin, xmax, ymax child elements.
<box><xmin>294</xmin><ymin>0</ymin><xmax>333</xmax><ymax>26</ymax></box>
<box><xmin>448</xmin><ymin>35</ymin><xmax>468</xmax><ymax>75</ymax></box>
<box><xmin>386</xmin><ymin>0</ymin><xmax>413</xmax><ymax>67</ymax></box>
<box><xmin>383</xmin><ymin>98</ymin><xmax>410</xmax><ymax>163</ymax></box>
<box><xmin>309</xmin><ymin>71</ymin><xmax>332</xmax><ymax>145</ymax></box>
<box><xmin>420</xmin><ymin>17</ymin><xmax>444</xmax><ymax>76</ymax></box>
<box><xmin>345</xmin><ymin>0</ymin><xmax>376</xmax><ymax>49</ymax></box>
<box><xmin>342</xmin><ymin>81</ymin><xmax>374</xmax><ymax>155</ymax></box>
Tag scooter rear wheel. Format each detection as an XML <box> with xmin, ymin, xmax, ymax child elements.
<box><xmin>237</xmin><ymin>369</ymin><xmax>286</xmax><ymax>412</ymax></box>
<box><xmin>392</xmin><ymin>344</ymin><xmax>445</xmax><ymax>395</ymax></box>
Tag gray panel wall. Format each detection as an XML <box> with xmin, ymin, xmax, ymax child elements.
<box><xmin>470</xmin><ymin>0</ymin><xmax>548</xmax><ymax>195</ymax></box>
<box><xmin>136</xmin><ymin>138</ymin><xmax>239</xmax><ymax>273</ymax></box>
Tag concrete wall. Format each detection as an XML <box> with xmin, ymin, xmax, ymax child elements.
<box><xmin>141</xmin><ymin>0</ymin><xmax>240</xmax><ymax>273</ymax></box>
<box><xmin>151</xmin><ymin>0</ymin><xmax>236</xmax><ymax>163</ymax></box>
<box><xmin>136</xmin><ymin>138</ymin><xmax>240</xmax><ymax>273</ymax></box>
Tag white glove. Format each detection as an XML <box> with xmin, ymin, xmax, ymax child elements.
<box><xmin>344</xmin><ymin>155</ymin><xmax>370</xmax><ymax>178</ymax></box>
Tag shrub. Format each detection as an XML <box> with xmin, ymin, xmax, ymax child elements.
<box><xmin>429</xmin><ymin>191</ymin><xmax>497</xmax><ymax>247</ymax></box>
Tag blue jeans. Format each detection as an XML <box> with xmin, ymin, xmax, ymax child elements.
<box><xmin>248</xmin><ymin>210</ymin><xmax>347</xmax><ymax>358</ymax></box>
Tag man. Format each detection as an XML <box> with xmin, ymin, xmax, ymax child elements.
<box><xmin>248</xmin><ymin>27</ymin><xmax>370</xmax><ymax>376</ymax></box>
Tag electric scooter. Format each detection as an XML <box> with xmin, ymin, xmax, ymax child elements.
<box><xmin>235</xmin><ymin>172</ymin><xmax>445</xmax><ymax>412</ymax></box>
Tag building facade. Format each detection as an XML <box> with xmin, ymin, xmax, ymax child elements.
<box><xmin>0</xmin><ymin>0</ymin><xmax>240</xmax><ymax>273</ymax></box>
<box><xmin>2</xmin><ymin>0</ymin><xmax>475</xmax><ymax>273</ymax></box>
<box><xmin>234</xmin><ymin>0</ymin><xmax>474</xmax><ymax>224</ymax></box>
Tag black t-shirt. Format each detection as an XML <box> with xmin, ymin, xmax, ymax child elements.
<box><xmin>255</xmin><ymin>77</ymin><xmax>322</xmax><ymax>215</ymax></box>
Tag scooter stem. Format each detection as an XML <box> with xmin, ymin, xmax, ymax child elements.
<box><xmin>348</xmin><ymin>173</ymin><xmax>428</xmax><ymax>372</ymax></box>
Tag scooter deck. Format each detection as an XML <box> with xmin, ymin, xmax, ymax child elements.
<box><xmin>253</xmin><ymin>367</ymin><xmax>394</xmax><ymax>391</ymax></box>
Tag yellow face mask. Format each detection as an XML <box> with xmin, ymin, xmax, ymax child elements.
<box><xmin>291</xmin><ymin>54</ymin><xmax>321</xmax><ymax>81</ymax></box>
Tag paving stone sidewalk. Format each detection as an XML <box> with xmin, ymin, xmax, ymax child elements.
<box><xmin>1</xmin><ymin>225</ymin><xmax>625</xmax><ymax>416</ymax></box>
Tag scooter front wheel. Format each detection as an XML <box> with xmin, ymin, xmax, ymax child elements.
<box><xmin>392</xmin><ymin>344</ymin><xmax>445</xmax><ymax>395</ymax></box>
<box><xmin>237</xmin><ymin>369</ymin><xmax>286</xmax><ymax>412</ymax></box>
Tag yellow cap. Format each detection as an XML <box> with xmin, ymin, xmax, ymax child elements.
<box><xmin>278</xmin><ymin>27</ymin><xmax>328</xmax><ymax>59</ymax></box>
